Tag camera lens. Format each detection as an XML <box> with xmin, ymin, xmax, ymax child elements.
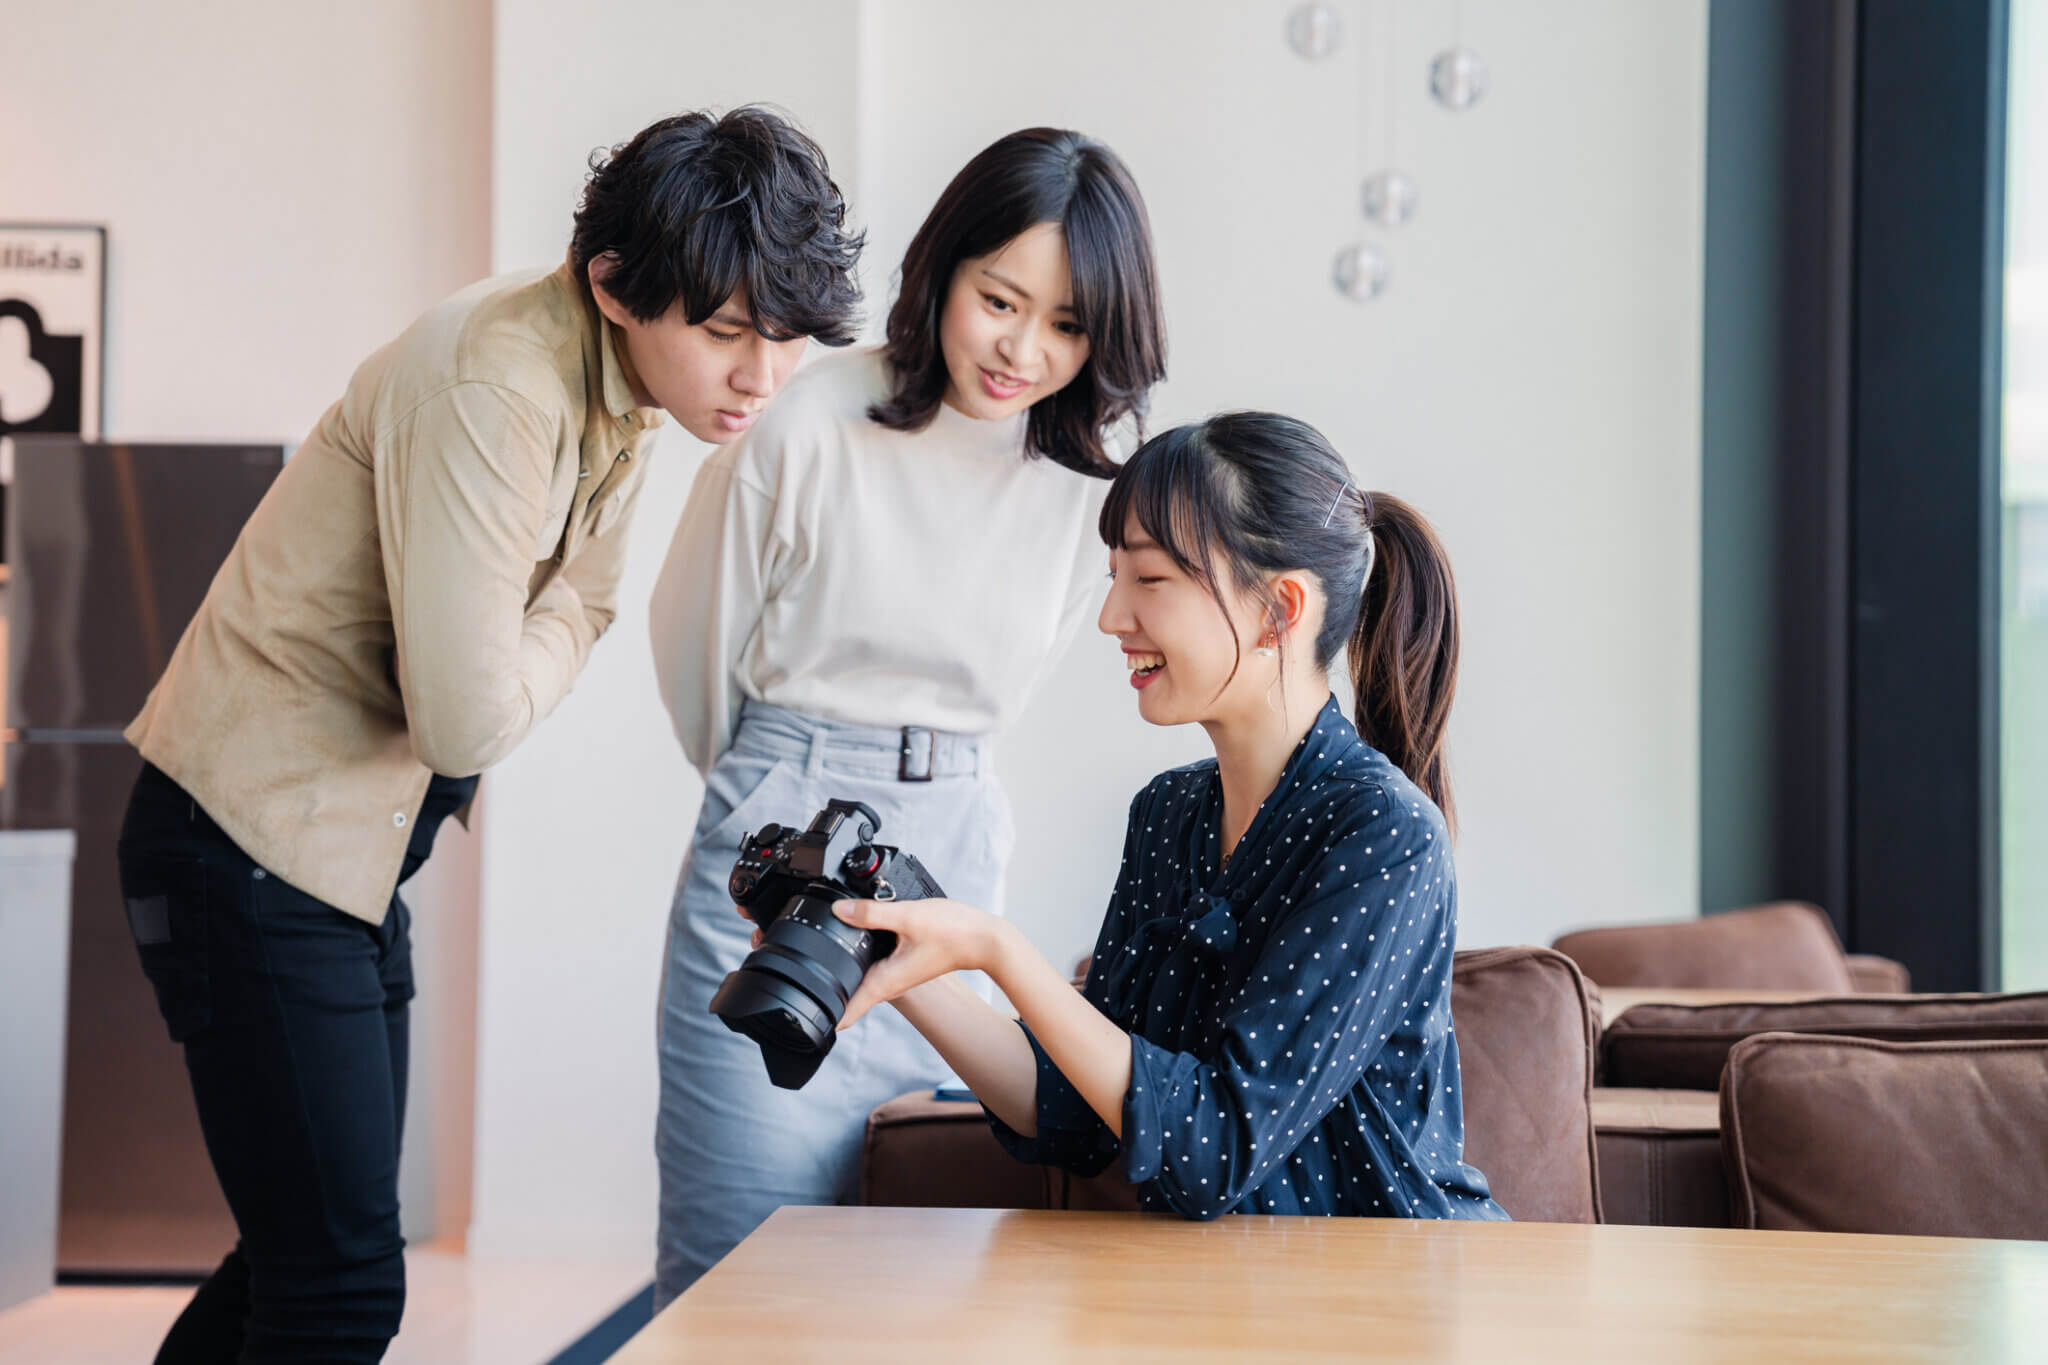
<box><xmin>708</xmin><ymin>890</ymin><xmax>889</xmax><ymax>1089</ymax></box>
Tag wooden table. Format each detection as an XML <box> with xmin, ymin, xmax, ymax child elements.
<box><xmin>615</xmin><ymin>1206</ymin><xmax>2048</xmax><ymax>1363</ymax></box>
<box><xmin>1595</xmin><ymin>986</ymin><xmax>1842</xmax><ymax>1029</ymax></box>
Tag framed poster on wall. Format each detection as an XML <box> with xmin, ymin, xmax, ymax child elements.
<box><xmin>0</xmin><ymin>223</ymin><xmax>105</xmax><ymax>440</ymax></box>
<box><xmin>0</xmin><ymin>224</ymin><xmax>105</xmax><ymax>562</ymax></box>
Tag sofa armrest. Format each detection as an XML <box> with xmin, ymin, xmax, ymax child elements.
<box><xmin>1591</xmin><ymin>1087</ymin><xmax>1728</xmax><ymax>1228</ymax></box>
<box><xmin>860</xmin><ymin>1092</ymin><xmax>1060</xmax><ymax>1210</ymax></box>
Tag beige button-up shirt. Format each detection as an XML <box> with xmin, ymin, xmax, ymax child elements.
<box><xmin>127</xmin><ymin>261</ymin><xmax>666</xmax><ymax>923</ymax></box>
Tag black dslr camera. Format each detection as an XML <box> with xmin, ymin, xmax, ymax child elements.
<box><xmin>709</xmin><ymin>799</ymin><xmax>945</xmax><ymax>1089</ymax></box>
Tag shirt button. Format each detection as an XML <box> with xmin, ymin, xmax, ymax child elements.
<box><xmin>393</xmin><ymin>812</ymin><xmax>408</xmax><ymax>829</ymax></box>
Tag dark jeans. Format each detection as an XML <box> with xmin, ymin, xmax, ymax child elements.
<box><xmin>117</xmin><ymin>762</ymin><xmax>476</xmax><ymax>1364</ymax></box>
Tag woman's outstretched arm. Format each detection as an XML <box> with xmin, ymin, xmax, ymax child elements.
<box><xmin>834</xmin><ymin>902</ymin><xmax>1133</xmax><ymax>1140</ymax></box>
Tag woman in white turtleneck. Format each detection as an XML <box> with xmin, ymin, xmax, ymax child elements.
<box><xmin>646</xmin><ymin>126</ymin><xmax>1167</xmax><ymax>1305</ymax></box>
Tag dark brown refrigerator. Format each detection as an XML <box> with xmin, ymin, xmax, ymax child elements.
<box><xmin>3</xmin><ymin>437</ymin><xmax>282</xmax><ymax>1275</ymax></box>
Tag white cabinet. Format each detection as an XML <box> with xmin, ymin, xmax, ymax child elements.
<box><xmin>0</xmin><ymin>829</ymin><xmax>76</xmax><ymax>1313</ymax></box>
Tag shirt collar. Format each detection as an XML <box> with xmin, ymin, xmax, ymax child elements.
<box><xmin>1277</xmin><ymin>693</ymin><xmax>1357</xmax><ymax>793</ymax></box>
<box><xmin>1196</xmin><ymin>694</ymin><xmax>1356</xmax><ymax>897</ymax></box>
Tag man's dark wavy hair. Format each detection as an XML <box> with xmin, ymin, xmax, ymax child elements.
<box><xmin>570</xmin><ymin>107</ymin><xmax>863</xmax><ymax>344</ymax></box>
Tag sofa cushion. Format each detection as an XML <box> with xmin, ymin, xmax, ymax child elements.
<box><xmin>1591</xmin><ymin>1088</ymin><xmax>1727</xmax><ymax>1228</ymax></box>
<box><xmin>1553</xmin><ymin>902</ymin><xmax>1856</xmax><ymax>992</ymax></box>
<box><xmin>1603</xmin><ymin>991</ymin><xmax>2048</xmax><ymax>1090</ymax></box>
<box><xmin>1442</xmin><ymin>946</ymin><xmax>1601</xmax><ymax>1223</ymax></box>
<box><xmin>1721</xmin><ymin>1033</ymin><xmax>2048</xmax><ymax>1238</ymax></box>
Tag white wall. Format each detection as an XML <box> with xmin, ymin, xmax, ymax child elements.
<box><xmin>860</xmin><ymin>0</ymin><xmax>1706</xmax><ymax>962</ymax></box>
<box><xmin>479</xmin><ymin>0</ymin><xmax>1705</xmax><ymax>1260</ymax></box>
<box><xmin>2</xmin><ymin>0</ymin><xmax>490</xmax><ymax>440</ymax></box>
<box><xmin>3</xmin><ymin>0</ymin><xmax>494</xmax><ymax>1245</ymax></box>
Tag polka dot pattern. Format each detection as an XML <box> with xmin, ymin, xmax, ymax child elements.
<box><xmin>988</xmin><ymin>696</ymin><xmax>1506</xmax><ymax>1223</ymax></box>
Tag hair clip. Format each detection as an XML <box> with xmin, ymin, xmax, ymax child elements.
<box><xmin>1322</xmin><ymin>479</ymin><xmax>1352</xmax><ymax>528</ymax></box>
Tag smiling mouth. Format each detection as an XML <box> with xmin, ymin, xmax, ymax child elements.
<box><xmin>980</xmin><ymin>367</ymin><xmax>1029</xmax><ymax>398</ymax></box>
<box><xmin>1126</xmin><ymin>651</ymin><xmax>1165</xmax><ymax>685</ymax></box>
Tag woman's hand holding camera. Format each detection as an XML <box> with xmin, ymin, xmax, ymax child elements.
<box><xmin>829</xmin><ymin>897</ymin><xmax>1012</xmax><ymax>1030</ymax></box>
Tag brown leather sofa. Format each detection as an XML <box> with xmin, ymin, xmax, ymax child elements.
<box><xmin>1552</xmin><ymin>901</ymin><xmax>1908</xmax><ymax>994</ymax></box>
<box><xmin>1551</xmin><ymin>901</ymin><xmax>1916</xmax><ymax>1228</ymax></box>
<box><xmin>863</xmin><ymin>946</ymin><xmax>1603</xmax><ymax>1222</ymax></box>
<box><xmin>1720</xmin><ymin>1032</ymin><xmax>2048</xmax><ymax>1239</ymax></box>
<box><xmin>1592</xmin><ymin>991</ymin><xmax>2048</xmax><ymax>1228</ymax></box>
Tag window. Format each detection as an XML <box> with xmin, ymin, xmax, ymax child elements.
<box><xmin>2003</xmin><ymin>0</ymin><xmax>2047</xmax><ymax>991</ymax></box>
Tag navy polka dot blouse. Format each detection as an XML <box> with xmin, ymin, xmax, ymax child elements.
<box><xmin>990</xmin><ymin>695</ymin><xmax>1506</xmax><ymax>1222</ymax></box>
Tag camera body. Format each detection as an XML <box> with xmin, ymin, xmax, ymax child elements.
<box><xmin>711</xmin><ymin>799</ymin><xmax>945</xmax><ymax>1089</ymax></box>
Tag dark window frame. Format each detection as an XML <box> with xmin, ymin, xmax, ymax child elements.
<box><xmin>1701</xmin><ymin>0</ymin><xmax>2009</xmax><ymax>991</ymax></box>
<box><xmin>1845</xmin><ymin>0</ymin><xmax>2010</xmax><ymax>991</ymax></box>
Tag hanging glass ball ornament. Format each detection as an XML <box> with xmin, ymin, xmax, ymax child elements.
<box><xmin>1285</xmin><ymin>3</ymin><xmax>1343</xmax><ymax>60</ymax></box>
<box><xmin>1360</xmin><ymin>170</ymin><xmax>1419</xmax><ymax>228</ymax></box>
<box><xmin>1429</xmin><ymin>46</ymin><xmax>1489</xmax><ymax>110</ymax></box>
<box><xmin>1332</xmin><ymin>242</ymin><xmax>1391</xmax><ymax>302</ymax></box>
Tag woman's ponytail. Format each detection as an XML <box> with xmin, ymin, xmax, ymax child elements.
<box><xmin>1349</xmin><ymin>493</ymin><xmax>1460</xmax><ymax>830</ymax></box>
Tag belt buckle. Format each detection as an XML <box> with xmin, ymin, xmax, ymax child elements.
<box><xmin>898</xmin><ymin>726</ymin><xmax>935</xmax><ymax>782</ymax></box>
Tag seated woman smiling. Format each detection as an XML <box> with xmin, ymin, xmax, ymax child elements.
<box><xmin>812</xmin><ymin>411</ymin><xmax>1504</xmax><ymax>1220</ymax></box>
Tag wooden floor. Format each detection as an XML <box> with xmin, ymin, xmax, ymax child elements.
<box><xmin>0</xmin><ymin>1242</ymin><xmax>646</xmax><ymax>1365</ymax></box>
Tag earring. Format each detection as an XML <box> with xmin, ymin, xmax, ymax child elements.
<box><xmin>1255</xmin><ymin>639</ymin><xmax>1277</xmax><ymax>659</ymax></box>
